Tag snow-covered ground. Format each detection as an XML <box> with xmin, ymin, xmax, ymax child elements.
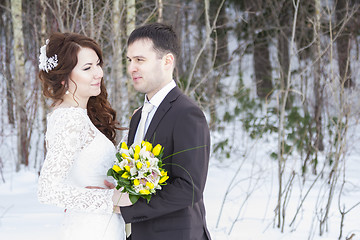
<box><xmin>1</xmin><ymin>136</ymin><xmax>359</xmax><ymax>240</ymax></box>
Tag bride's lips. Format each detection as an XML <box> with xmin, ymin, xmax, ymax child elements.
<box><xmin>91</xmin><ymin>82</ymin><xmax>101</xmax><ymax>87</ymax></box>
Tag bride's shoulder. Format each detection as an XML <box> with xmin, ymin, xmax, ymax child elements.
<box><xmin>47</xmin><ymin>107</ymin><xmax>88</xmax><ymax>125</ymax></box>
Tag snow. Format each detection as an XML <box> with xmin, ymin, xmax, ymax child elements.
<box><xmin>1</xmin><ymin>134</ymin><xmax>359</xmax><ymax>240</ymax></box>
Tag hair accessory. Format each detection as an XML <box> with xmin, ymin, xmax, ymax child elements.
<box><xmin>39</xmin><ymin>39</ymin><xmax>58</xmax><ymax>73</ymax></box>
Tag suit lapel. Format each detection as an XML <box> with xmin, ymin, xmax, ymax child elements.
<box><xmin>144</xmin><ymin>87</ymin><xmax>181</xmax><ymax>143</ymax></box>
<box><xmin>127</xmin><ymin>109</ymin><xmax>141</xmax><ymax>145</ymax></box>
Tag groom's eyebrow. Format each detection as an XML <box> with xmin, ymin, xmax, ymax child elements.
<box><xmin>127</xmin><ymin>55</ymin><xmax>145</xmax><ymax>59</ymax></box>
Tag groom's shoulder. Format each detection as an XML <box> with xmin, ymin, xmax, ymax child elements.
<box><xmin>171</xmin><ymin>90</ymin><xmax>205</xmax><ymax>117</ymax></box>
<box><xmin>171</xmin><ymin>88</ymin><xmax>198</xmax><ymax>108</ymax></box>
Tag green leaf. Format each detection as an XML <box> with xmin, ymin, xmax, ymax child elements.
<box><xmin>107</xmin><ymin>168</ymin><xmax>114</xmax><ymax>177</ymax></box>
<box><xmin>129</xmin><ymin>194</ymin><xmax>139</xmax><ymax>204</ymax></box>
<box><xmin>116</xmin><ymin>152</ymin><xmax>122</xmax><ymax>161</ymax></box>
<box><xmin>141</xmin><ymin>194</ymin><xmax>152</xmax><ymax>204</ymax></box>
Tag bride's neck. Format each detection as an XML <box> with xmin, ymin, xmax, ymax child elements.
<box><xmin>55</xmin><ymin>95</ymin><xmax>88</xmax><ymax>109</ymax></box>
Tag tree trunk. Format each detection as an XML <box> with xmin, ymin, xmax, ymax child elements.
<box><xmin>5</xmin><ymin>0</ymin><xmax>15</xmax><ymax>125</ymax></box>
<box><xmin>127</xmin><ymin>0</ymin><xmax>136</xmax><ymax>36</ymax></box>
<box><xmin>246</xmin><ymin>0</ymin><xmax>273</xmax><ymax>99</ymax></box>
<box><xmin>163</xmin><ymin>0</ymin><xmax>182</xmax><ymax>80</ymax></box>
<box><xmin>295</xmin><ymin>0</ymin><xmax>315</xmax><ymax>60</ymax></box>
<box><xmin>253</xmin><ymin>31</ymin><xmax>273</xmax><ymax>99</ymax></box>
<box><xmin>112</xmin><ymin>0</ymin><xmax>125</xmax><ymax>141</ymax></box>
<box><xmin>11</xmin><ymin>0</ymin><xmax>29</xmax><ymax>171</ymax></box>
<box><xmin>277</xmin><ymin>1</ymin><xmax>290</xmax><ymax>91</ymax></box>
<box><xmin>87</xmin><ymin>0</ymin><xmax>95</xmax><ymax>38</ymax></box>
<box><xmin>313</xmin><ymin>0</ymin><xmax>324</xmax><ymax>154</ymax></box>
<box><xmin>278</xmin><ymin>33</ymin><xmax>289</xmax><ymax>89</ymax></box>
<box><xmin>126</xmin><ymin>0</ymin><xmax>138</xmax><ymax>112</ymax></box>
<box><xmin>336</xmin><ymin>0</ymin><xmax>354</xmax><ymax>88</ymax></box>
<box><xmin>211</xmin><ymin>0</ymin><xmax>229</xmax><ymax>73</ymax></box>
<box><xmin>277</xmin><ymin>0</ymin><xmax>291</xmax><ymax>108</ymax></box>
<box><xmin>157</xmin><ymin>0</ymin><xmax>163</xmax><ymax>23</ymax></box>
<box><xmin>40</xmin><ymin>0</ymin><xmax>48</xmax><ymax>163</ymax></box>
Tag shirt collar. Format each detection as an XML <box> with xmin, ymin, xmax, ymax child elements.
<box><xmin>144</xmin><ymin>80</ymin><xmax>176</xmax><ymax>108</ymax></box>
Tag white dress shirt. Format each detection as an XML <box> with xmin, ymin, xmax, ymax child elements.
<box><xmin>134</xmin><ymin>80</ymin><xmax>176</xmax><ymax>142</ymax></box>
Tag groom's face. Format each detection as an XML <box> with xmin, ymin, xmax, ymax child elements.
<box><xmin>126</xmin><ymin>39</ymin><xmax>168</xmax><ymax>100</ymax></box>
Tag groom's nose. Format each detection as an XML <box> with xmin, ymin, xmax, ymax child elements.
<box><xmin>128</xmin><ymin>62</ymin><xmax>137</xmax><ymax>73</ymax></box>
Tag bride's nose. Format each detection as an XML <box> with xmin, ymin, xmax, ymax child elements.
<box><xmin>94</xmin><ymin>65</ymin><xmax>103</xmax><ymax>78</ymax></box>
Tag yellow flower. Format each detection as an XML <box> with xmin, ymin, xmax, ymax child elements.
<box><xmin>152</xmin><ymin>144</ymin><xmax>162</xmax><ymax>156</ymax></box>
<box><xmin>121</xmin><ymin>142</ymin><xmax>128</xmax><ymax>150</ymax></box>
<box><xmin>124</xmin><ymin>165</ymin><xmax>130</xmax><ymax>172</ymax></box>
<box><xmin>121</xmin><ymin>172</ymin><xmax>130</xmax><ymax>179</ymax></box>
<box><xmin>134</xmin><ymin>179</ymin><xmax>140</xmax><ymax>186</ymax></box>
<box><xmin>134</xmin><ymin>153</ymin><xmax>139</xmax><ymax>160</ymax></box>
<box><xmin>112</xmin><ymin>165</ymin><xmax>122</xmax><ymax>173</ymax></box>
<box><xmin>135</xmin><ymin>145</ymin><xmax>141</xmax><ymax>154</ymax></box>
<box><xmin>136</xmin><ymin>162</ymin><xmax>143</xmax><ymax>169</ymax></box>
<box><xmin>146</xmin><ymin>161</ymin><xmax>151</xmax><ymax>168</ymax></box>
<box><xmin>160</xmin><ymin>170</ymin><xmax>167</xmax><ymax>177</ymax></box>
<box><xmin>144</xmin><ymin>142</ymin><xmax>153</xmax><ymax>151</ymax></box>
<box><xmin>122</xmin><ymin>153</ymin><xmax>129</xmax><ymax>159</ymax></box>
<box><xmin>146</xmin><ymin>181</ymin><xmax>155</xmax><ymax>189</ymax></box>
<box><xmin>139</xmin><ymin>189</ymin><xmax>150</xmax><ymax>195</ymax></box>
<box><xmin>159</xmin><ymin>175</ymin><xmax>169</xmax><ymax>184</ymax></box>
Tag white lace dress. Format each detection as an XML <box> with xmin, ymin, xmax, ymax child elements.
<box><xmin>38</xmin><ymin>107</ymin><xmax>125</xmax><ymax>240</ymax></box>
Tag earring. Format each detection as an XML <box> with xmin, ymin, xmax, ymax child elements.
<box><xmin>65</xmin><ymin>90</ymin><xmax>70</xmax><ymax>95</ymax></box>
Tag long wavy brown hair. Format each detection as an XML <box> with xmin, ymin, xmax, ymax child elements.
<box><xmin>38</xmin><ymin>32</ymin><xmax>122</xmax><ymax>144</ymax></box>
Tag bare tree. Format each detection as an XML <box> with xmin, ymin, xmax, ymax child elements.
<box><xmin>276</xmin><ymin>0</ymin><xmax>300</xmax><ymax>230</ymax></box>
<box><xmin>4</xmin><ymin>0</ymin><xmax>15</xmax><ymax>125</ymax></box>
<box><xmin>246</xmin><ymin>0</ymin><xmax>273</xmax><ymax>99</ymax></box>
<box><xmin>111</xmin><ymin>0</ymin><xmax>126</xmax><ymax>140</ymax></box>
<box><xmin>11</xmin><ymin>0</ymin><xmax>29</xmax><ymax>171</ymax></box>
<box><xmin>313</xmin><ymin>0</ymin><xmax>325</xmax><ymax>156</ymax></box>
<box><xmin>335</xmin><ymin>0</ymin><xmax>354</xmax><ymax>88</ymax></box>
<box><xmin>39</xmin><ymin>0</ymin><xmax>48</xmax><ymax>163</ymax></box>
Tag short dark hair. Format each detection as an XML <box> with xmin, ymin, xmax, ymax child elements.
<box><xmin>128</xmin><ymin>23</ymin><xmax>180</xmax><ymax>62</ymax></box>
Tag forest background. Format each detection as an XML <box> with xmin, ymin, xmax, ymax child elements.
<box><xmin>1</xmin><ymin>0</ymin><xmax>360</xmax><ymax>239</ymax></box>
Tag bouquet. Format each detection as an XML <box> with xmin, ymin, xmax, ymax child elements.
<box><xmin>107</xmin><ymin>141</ymin><xmax>169</xmax><ymax>204</ymax></box>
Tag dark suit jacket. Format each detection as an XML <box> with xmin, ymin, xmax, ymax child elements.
<box><xmin>120</xmin><ymin>87</ymin><xmax>211</xmax><ymax>240</ymax></box>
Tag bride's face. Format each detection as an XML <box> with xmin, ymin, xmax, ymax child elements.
<box><xmin>68</xmin><ymin>47</ymin><xmax>103</xmax><ymax>102</ymax></box>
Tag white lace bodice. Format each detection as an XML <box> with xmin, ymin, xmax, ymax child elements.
<box><xmin>38</xmin><ymin>107</ymin><xmax>115</xmax><ymax>214</ymax></box>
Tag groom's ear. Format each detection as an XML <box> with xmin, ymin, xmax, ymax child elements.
<box><xmin>163</xmin><ymin>53</ymin><xmax>175</xmax><ymax>70</ymax></box>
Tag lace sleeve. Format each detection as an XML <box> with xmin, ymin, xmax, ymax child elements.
<box><xmin>38</xmin><ymin>108</ymin><xmax>114</xmax><ymax>214</ymax></box>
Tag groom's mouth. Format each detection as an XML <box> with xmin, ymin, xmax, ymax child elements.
<box><xmin>132</xmin><ymin>76</ymin><xmax>142</xmax><ymax>82</ymax></box>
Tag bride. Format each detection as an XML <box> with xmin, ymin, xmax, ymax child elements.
<box><xmin>37</xmin><ymin>32</ymin><xmax>131</xmax><ymax>240</ymax></box>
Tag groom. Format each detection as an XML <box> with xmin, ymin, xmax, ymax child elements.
<box><xmin>119</xmin><ymin>23</ymin><xmax>212</xmax><ymax>240</ymax></box>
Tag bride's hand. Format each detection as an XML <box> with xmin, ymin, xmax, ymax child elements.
<box><xmin>112</xmin><ymin>189</ymin><xmax>133</xmax><ymax>207</ymax></box>
<box><xmin>104</xmin><ymin>180</ymin><xmax>115</xmax><ymax>189</ymax></box>
<box><xmin>86</xmin><ymin>180</ymin><xmax>114</xmax><ymax>190</ymax></box>
<box><xmin>86</xmin><ymin>186</ymin><xmax>104</xmax><ymax>189</ymax></box>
